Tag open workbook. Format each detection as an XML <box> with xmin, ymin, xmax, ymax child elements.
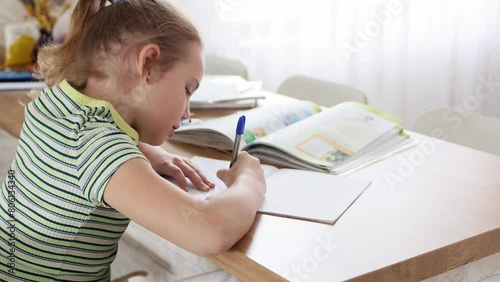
<box><xmin>171</xmin><ymin>101</ymin><xmax>413</xmax><ymax>174</ymax></box>
<box><xmin>184</xmin><ymin>157</ymin><xmax>371</xmax><ymax>224</ymax></box>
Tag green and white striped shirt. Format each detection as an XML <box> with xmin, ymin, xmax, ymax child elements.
<box><xmin>1</xmin><ymin>80</ymin><xmax>146</xmax><ymax>281</ymax></box>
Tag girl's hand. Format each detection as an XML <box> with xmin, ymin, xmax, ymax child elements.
<box><xmin>139</xmin><ymin>143</ymin><xmax>215</xmax><ymax>191</ymax></box>
<box><xmin>217</xmin><ymin>152</ymin><xmax>266</xmax><ymax>194</ymax></box>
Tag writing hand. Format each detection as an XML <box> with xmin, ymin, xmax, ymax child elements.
<box><xmin>217</xmin><ymin>152</ymin><xmax>266</xmax><ymax>195</ymax></box>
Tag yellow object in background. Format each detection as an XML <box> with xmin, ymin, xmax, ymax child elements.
<box><xmin>5</xmin><ymin>34</ymin><xmax>37</xmax><ymax>68</ymax></box>
<box><xmin>4</xmin><ymin>21</ymin><xmax>40</xmax><ymax>68</ymax></box>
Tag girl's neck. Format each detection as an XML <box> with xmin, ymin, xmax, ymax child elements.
<box><xmin>83</xmin><ymin>77</ymin><xmax>137</xmax><ymax>127</ymax></box>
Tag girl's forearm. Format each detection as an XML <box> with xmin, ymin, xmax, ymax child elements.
<box><xmin>196</xmin><ymin>176</ymin><xmax>266</xmax><ymax>254</ymax></box>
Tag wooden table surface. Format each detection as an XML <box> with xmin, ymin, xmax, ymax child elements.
<box><xmin>1</xmin><ymin>90</ymin><xmax>499</xmax><ymax>281</ymax></box>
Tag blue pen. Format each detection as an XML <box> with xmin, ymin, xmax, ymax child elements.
<box><xmin>229</xmin><ymin>115</ymin><xmax>246</xmax><ymax>168</ymax></box>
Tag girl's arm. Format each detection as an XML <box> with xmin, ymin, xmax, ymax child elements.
<box><xmin>104</xmin><ymin>152</ymin><xmax>266</xmax><ymax>256</ymax></box>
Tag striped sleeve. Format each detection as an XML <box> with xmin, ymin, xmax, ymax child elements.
<box><xmin>76</xmin><ymin>125</ymin><xmax>146</xmax><ymax>206</ymax></box>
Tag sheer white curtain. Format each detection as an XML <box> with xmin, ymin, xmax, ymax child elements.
<box><xmin>172</xmin><ymin>0</ymin><xmax>500</xmax><ymax>127</ymax></box>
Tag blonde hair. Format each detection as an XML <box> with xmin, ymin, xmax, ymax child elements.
<box><xmin>37</xmin><ymin>0</ymin><xmax>202</xmax><ymax>89</ymax></box>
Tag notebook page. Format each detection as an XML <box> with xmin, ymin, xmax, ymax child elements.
<box><xmin>184</xmin><ymin>157</ymin><xmax>370</xmax><ymax>224</ymax></box>
<box><xmin>260</xmin><ymin>169</ymin><xmax>371</xmax><ymax>224</ymax></box>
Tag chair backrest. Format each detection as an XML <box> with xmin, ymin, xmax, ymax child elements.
<box><xmin>276</xmin><ymin>75</ymin><xmax>367</xmax><ymax>107</ymax></box>
<box><xmin>204</xmin><ymin>54</ymin><xmax>249</xmax><ymax>80</ymax></box>
<box><xmin>412</xmin><ymin>108</ymin><xmax>500</xmax><ymax>156</ymax></box>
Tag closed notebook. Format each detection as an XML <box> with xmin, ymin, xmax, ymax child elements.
<box><xmin>186</xmin><ymin>156</ymin><xmax>371</xmax><ymax>224</ymax></box>
<box><xmin>189</xmin><ymin>75</ymin><xmax>265</xmax><ymax>109</ymax></box>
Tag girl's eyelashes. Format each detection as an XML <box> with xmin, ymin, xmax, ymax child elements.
<box><xmin>185</xmin><ymin>87</ymin><xmax>192</xmax><ymax>96</ymax></box>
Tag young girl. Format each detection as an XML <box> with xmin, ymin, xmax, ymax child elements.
<box><xmin>0</xmin><ymin>0</ymin><xmax>266</xmax><ymax>281</ymax></box>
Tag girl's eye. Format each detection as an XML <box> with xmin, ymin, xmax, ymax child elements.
<box><xmin>185</xmin><ymin>87</ymin><xmax>192</xmax><ymax>96</ymax></box>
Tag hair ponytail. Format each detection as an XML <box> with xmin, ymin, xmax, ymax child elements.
<box><xmin>37</xmin><ymin>0</ymin><xmax>202</xmax><ymax>89</ymax></box>
<box><xmin>37</xmin><ymin>1</ymin><xmax>102</xmax><ymax>87</ymax></box>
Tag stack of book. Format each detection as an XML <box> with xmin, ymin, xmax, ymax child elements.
<box><xmin>190</xmin><ymin>75</ymin><xmax>265</xmax><ymax>109</ymax></box>
<box><xmin>0</xmin><ymin>70</ymin><xmax>46</xmax><ymax>91</ymax></box>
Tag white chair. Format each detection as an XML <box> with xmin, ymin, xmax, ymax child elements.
<box><xmin>204</xmin><ymin>54</ymin><xmax>248</xmax><ymax>80</ymax></box>
<box><xmin>276</xmin><ymin>75</ymin><xmax>367</xmax><ymax>107</ymax></box>
<box><xmin>412</xmin><ymin>108</ymin><xmax>500</xmax><ymax>156</ymax></box>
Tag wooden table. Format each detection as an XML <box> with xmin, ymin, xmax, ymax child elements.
<box><xmin>1</xmin><ymin>90</ymin><xmax>499</xmax><ymax>281</ymax></box>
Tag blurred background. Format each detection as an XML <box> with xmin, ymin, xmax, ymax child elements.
<box><xmin>171</xmin><ymin>0</ymin><xmax>500</xmax><ymax>128</ymax></box>
<box><xmin>1</xmin><ymin>0</ymin><xmax>499</xmax><ymax>128</ymax></box>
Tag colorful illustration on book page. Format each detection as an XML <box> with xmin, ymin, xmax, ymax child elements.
<box><xmin>293</xmin><ymin>133</ymin><xmax>353</xmax><ymax>166</ymax></box>
<box><xmin>242</xmin><ymin>102</ymin><xmax>320</xmax><ymax>143</ymax></box>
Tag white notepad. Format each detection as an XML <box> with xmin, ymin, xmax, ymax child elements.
<box><xmin>186</xmin><ymin>157</ymin><xmax>371</xmax><ymax>224</ymax></box>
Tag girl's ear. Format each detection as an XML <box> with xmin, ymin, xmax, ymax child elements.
<box><xmin>137</xmin><ymin>44</ymin><xmax>161</xmax><ymax>83</ymax></box>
